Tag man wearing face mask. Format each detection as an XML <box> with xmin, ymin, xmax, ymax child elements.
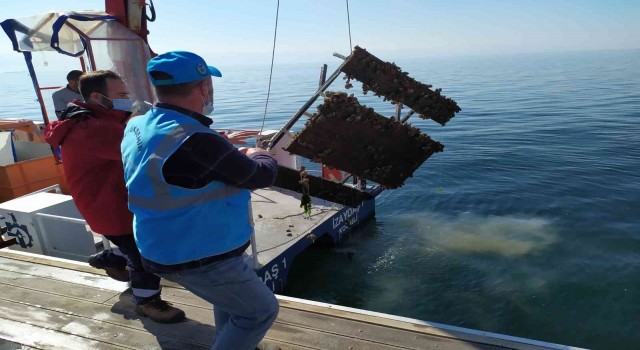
<box><xmin>44</xmin><ymin>70</ymin><xmax>186</xmax><ymax>324</ymax></box>
<box><xmin>121</xmin><ymin>51</ymin><xmax>279</xmax><ymax>349</ymax></box>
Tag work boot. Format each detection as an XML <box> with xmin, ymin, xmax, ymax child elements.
<box><xmin>135</xmin><ymin>298</ymin><xmax>186</xmax><ymax>324</ymax></box>
<box><xmin>88</xmin><ymin>253</ymin><xmax>130</xmax><ymax>282</ymax></box>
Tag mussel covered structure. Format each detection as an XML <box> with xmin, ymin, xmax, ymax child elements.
<box><xmin>286</xmin><ymin>92</ymin><xmax>444</xmax><ymax>188</ymax></box>
<box><xmin>341</xmin><ymin>46</ymin><xmax>460</xmax><ymax>126</ymax></box>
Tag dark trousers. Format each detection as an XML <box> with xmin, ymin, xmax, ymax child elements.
<box><xmin>94</xmin><ymin>234</ymin><xmax>161</xmax><ymax>305</ymax></box>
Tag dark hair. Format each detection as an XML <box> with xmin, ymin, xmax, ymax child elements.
<box><xmin>66</xmin><ymin>70</ymin><xmax>84</xmax><ymax>82</ymax></box>
<box><xmin>149</xmin><ymin>71</ymin><xmax>202</xmax><ymax>98</ymax></box>
<box><xmin>78</xmin><ymin>70</ymin><xmax>122</xmax><ymax>101</ymax></box>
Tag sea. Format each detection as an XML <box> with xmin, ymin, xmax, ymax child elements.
<box><xmin>1</xmin><ymin>49</ymin><xmax>638</xmax><ymax>350</ymax></box>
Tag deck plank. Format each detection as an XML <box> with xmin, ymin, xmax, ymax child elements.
<box><xmin>0</xmin><ymin>269</ymin><xmax>118</xmax><ymax>304</ymax></box>
<box><xmin>0</xmin><ymin>317</ymin><xmax>126</xmax><ymax>350</ymax></box>
<box><xmin>0</xmin><ymin>251</ymin><xmax>182</xmax><ymax>290</ymax></box>
<box><xmin>0</xmin><ymin>297</ymin><xmax>210</xmax><ymax>350</ymax></box>
<box><xmin>0</xmin><ymin>256</ymin><xmax>127</xmax><ymax>293</ymax></box>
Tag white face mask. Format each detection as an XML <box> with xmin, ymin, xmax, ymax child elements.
<box><xmin>201</xmin><ymin>84</ymin><xmax>214</xmax><ymax>115</ymax></box>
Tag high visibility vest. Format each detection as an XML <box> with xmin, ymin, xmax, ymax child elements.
<box><xmin>121</xmin><ymin>107</ymin><xmax>251</xmax><ymax>265</ymax></box>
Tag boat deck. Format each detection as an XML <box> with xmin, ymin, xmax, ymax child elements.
<box><xmin>1</xmin><ymin>185</ymin><xmax>369</xmax><ymax>293</ymax></box>
<box><xmin>249</xmin><ymin>187</ymin><xmax>339</xmax><ymax>267</ymax></box>
<box><xmin>0</xmin><ymin>250</ymin><xmax>581</xmax><ymax>350</ymax></box>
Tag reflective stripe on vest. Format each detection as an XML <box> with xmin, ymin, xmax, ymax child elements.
<box><xmin>126</xmin><ymin>121</ymin><xmax>242</xmax><ymax>210</ymax></box>
<box><xmin>128</xmin><ymin>186</ymin><xmax>242</xmax><ymax>210</ymax></box>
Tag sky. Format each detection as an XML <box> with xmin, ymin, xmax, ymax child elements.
<box><xmin>0</xmin><ymin>0</ymin><xmax>639</xmax><ymax>72</ymax></box>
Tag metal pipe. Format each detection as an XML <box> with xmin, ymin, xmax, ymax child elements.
<box><xmin>24</xmin><ymin>52</ymin><xmax>60</xmax><ymax>161</ymax></box>
<box><xmin>333</xmin><ymin>52</ymin><xmax>347</xmax><ymax>60</ymax></box>
<box><xmin>268</xmin><ymin>63</ymin><xmax>345</xmax><ymax>150</ymax></box>
<box><xmin>395</xmin><ymin>103</ymin><xmax>403</xmax><ymax>121</ymax></box>
<box><xmin>39</xmin><ymin>86</ymin><xmax>64</xmax><ymax>90</ymax></box>
<box><xmin>401</xmin><ymin>110</ymin><xmax>415</xmax><ymax>123</ymax></box>
<box><xmin>85</xmin><ymin>38</ymin><xmax>97</xmax><ymax>71</ymax></box>
<box><xmin>318</xmin><ymin>64</ymin><xmax>327</xmax><ymax>88</ymax></box>
<box><xmin>24</xmin><ymin>52</ymin><xmax>51</xmax><ymax>126</ymax></box>
<box><xmin>80</xmin><ymin>56</ymin><xmax>87</xmax><ymax>72</ymax></box>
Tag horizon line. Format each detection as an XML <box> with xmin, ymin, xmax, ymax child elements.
<box><xmin>1</xmin><ymin>46</ymin><xmax>638</xmax><ymax>74</ymax></box>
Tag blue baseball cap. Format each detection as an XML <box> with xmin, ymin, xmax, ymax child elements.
<box><xmin>146</xmin><ymin>51</ymin><xmax>222</xmax><ymax>86</ymax></box>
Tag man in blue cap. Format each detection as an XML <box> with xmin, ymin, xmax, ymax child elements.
<box><xmin>121</xmin><ymin>51</ymin><xmax>279</xmax><ymax>349</ymax></box>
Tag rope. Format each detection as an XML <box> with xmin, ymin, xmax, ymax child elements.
<box><xmin>346</xmin><ymin>0</ymin><xmax>353</xmax><ymax>52</ymax></box>
<box><xmin>259</xmin><ymin>0</ymin><xmax>280</xmax><ymax>135</ymax></box>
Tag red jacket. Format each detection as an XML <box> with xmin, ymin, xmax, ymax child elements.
<box><xmin>45</xmin><ymin>101</ymin><xmax>132</xmax><ymax>236</ymax></box>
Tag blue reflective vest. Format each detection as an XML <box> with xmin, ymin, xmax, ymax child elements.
<box><xmin>121</xmin><ymin>107</ymin><xmax>251</xmax><ymax>265</ymax></box>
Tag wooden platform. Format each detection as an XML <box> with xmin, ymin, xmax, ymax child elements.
<box><xmin>0</xmin><ymin>250</ymin><xmax>583</xmax><ymax>350</ymax></box>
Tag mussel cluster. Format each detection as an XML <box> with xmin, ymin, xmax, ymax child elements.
<box><xmin>286</xmin><ymin>92</ymin><xmax>444</xmax><ymax>188</ymax></box>
<box><xmin>341</xmin><ymin>46</ymin><xmax>461</xmax><ymax>126</ymax></box>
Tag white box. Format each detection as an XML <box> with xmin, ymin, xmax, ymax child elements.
<box><xmin>0</xmin><ymin>192</ymin><xmax>97</xmax><ymax>262</ymax></box>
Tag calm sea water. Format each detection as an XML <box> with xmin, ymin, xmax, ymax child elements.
<box><xmin>1</xmin><ymin>49</ymin><xmax>639</xmax><ymax>349</ymax></box>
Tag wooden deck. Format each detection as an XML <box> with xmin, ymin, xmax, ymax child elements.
<box><xmin>0</xmin><ymin>250</ymin><xmax>582</xmax><ymax>350</ymax></box>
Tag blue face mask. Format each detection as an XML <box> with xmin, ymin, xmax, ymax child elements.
<box><xmin>112</xmin><ymin>98</ymin><xmax>134</xmax><ymax>112</ymax></box>
<box><xmin>99</xmin><ymin>94</ymin><xmax>133</xmax><ymax>112</ymax></box>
